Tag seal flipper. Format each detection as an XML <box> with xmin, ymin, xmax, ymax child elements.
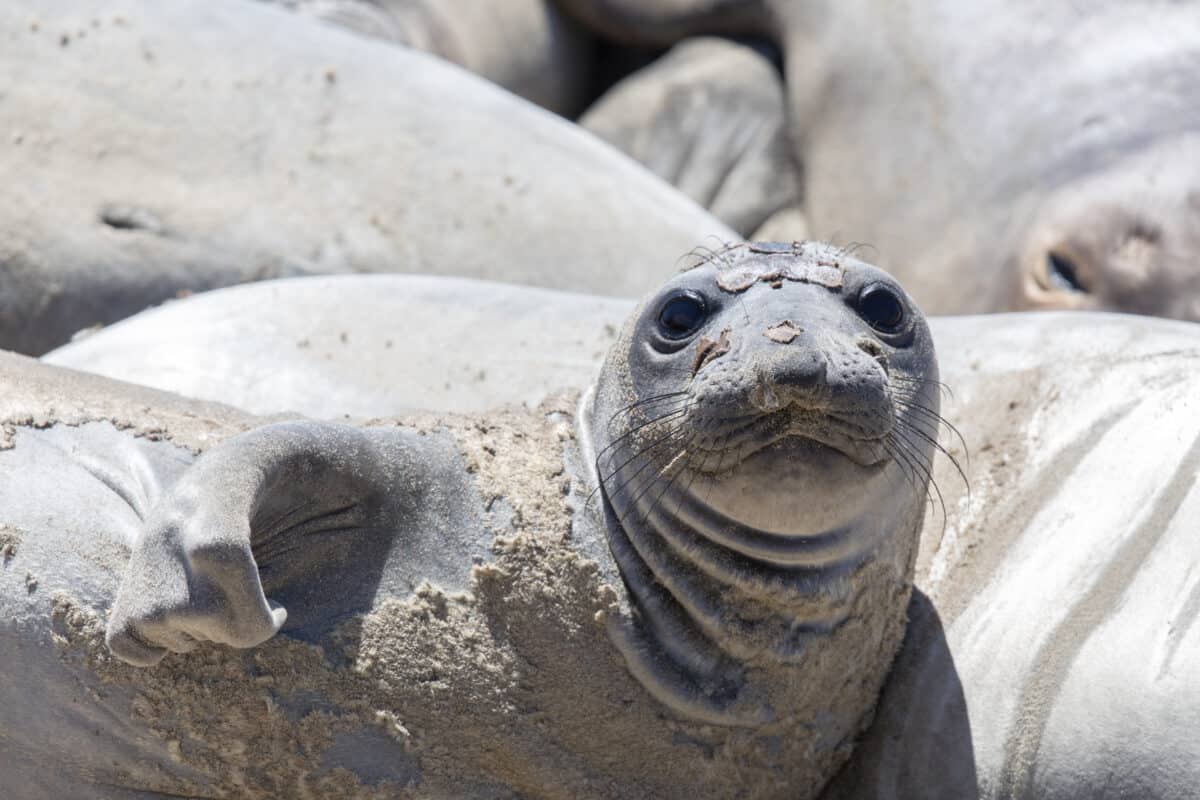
<box><xmin>105</xmin><ymin>420</ymin><xmax>495</xmax><ymax>663</ymax></box>
<box><xmin>105</xmin><ymin>421</ymin><xmax>409</xmax><ymax>664</ymax></box>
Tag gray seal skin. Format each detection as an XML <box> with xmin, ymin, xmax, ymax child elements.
<box><xmin>0</xmin><ymin>0</ymin><xmax>731</xmax><ymax>355</ymax></box>
<box><xmin>555</xmin><ymin>0</ymin><xmax>1200</xmax><ymax>320</ymax></box>
<box><xmin>580</xmin><ymin>37</ymin><xmax>802</xmax><ymax>237</ymax></box>
<box><xmin>22</xmin><ymin>277</ymin><xmax>1200</xmax><ymax>798</ymax></box>
<box><xmin>821</xmin><ymin>311</ymin><xmax>1200</xmax><ymax>800</ymax></box>
<box><xmin>9</xmin><ymin>273</ymin><xmax>1200</xmax><ymax>798</ymax></box>
<box><xmin>44</xmin><ymin>275</ymin><xmax>634</xmax><ymax>418</ymax></box>
<box><xmin>1</xmin><ymin>244</ymin><xmax>938</xmax><ymax>799</ymax></box>
<box><xmin>257</xmin><ymin>0</ymin><xmax>595</xmax><ymax>116</ymax></box>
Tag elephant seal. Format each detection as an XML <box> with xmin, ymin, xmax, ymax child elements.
<box><xmin>0</xmin><ymin>0</ymin><xmax>731</xmax><ymax>355</ymax></box>
<box><xmin>825</xmin><ymin>310</ymin><xmax>1200</xmax><ymax>799</ymax></box>
<box><xmin>2</xmin><ymin>243</ymin><xmax>938</xmax><ymax>799</ymax></box>
<box><xmin>6</xmin><ymin>261</ymin><xmax>1200</xmax><ymax>797</ymax></box>
<box><xmin>257</xmin><ymin>0</ymin><xmax>596</xmax><ymax>116</ymax></box>
<box><xmin>44</xmin><ymin>275</ymin><xmax>633</xmax><ymax>418</ymax></box>
<box><xmin>556</xmin><ymin>0</ymin><xmax>1200</xmax><ymax>320</ymax></box>
<box><xmin>580</xmin><ymin>37</ymin><xmax>802</xmax><ymax>238</ymax></box>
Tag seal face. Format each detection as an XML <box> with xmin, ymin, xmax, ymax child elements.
<box><xmin>589</xmin><ymin>242</ymin><xmax>940</xmax><ymax>762</ymax></box>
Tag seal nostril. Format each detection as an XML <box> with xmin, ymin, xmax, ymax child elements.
<box><xmin>1044</xmin><ymin>251</ymin><xmax>1088</xmax><ymax>293</ymax></box>
<box><xmin>99</xmin><ymin>205</ymin><xmax>165</xmax><ymax>235</ymax></box>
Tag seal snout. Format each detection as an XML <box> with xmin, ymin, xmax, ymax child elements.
<box><xmin>750</xmin><ymin>347</ymin><xmax>829</xmax><ymax>413</ymax></box>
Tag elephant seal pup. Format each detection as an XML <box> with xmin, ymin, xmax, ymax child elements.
<box><xmin>557</xmin><ymin>0</ymin><xmax>1200</xmax><ymax>320</ymax></box>
<box><xmin>1</xmin><ymin>244</ymin><xmax>938</xmax><ymax>799</ymax></box>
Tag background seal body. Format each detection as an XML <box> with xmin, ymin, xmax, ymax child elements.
<box><xmin>555</xmin><ymin>0</ymin><xmax>1200</xmax><ymax>320</ymax></box>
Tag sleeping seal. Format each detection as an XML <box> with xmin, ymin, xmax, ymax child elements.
<box><xmin>1</xmin><ymin>243</ymin><xmax>937</xmax><ymax>798</ymax></box>
<box><xmin>256</xmin><ymin>0</ymin><xmax>595</xmax><ymax>116</ymax></box>
<box><xmin>0</xmin><ymin>0</ymin><xmax>730</xmax><ymax>354</ymax></box>
<box><xmin>556</xmin><ymin>0</ymin><xmax>1200</xmax><ymax>319</ymax></box>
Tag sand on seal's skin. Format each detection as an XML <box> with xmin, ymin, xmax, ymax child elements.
<box><xmin>35</xmin><ymin>394</ymin><xmax>813</xmax><ymax>799</ymax></box>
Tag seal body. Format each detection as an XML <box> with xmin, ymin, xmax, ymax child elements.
<box><xmin>782</xmin><ymin>0</ymin><xmax>1200</xmax><ymax>320</ymax></box>
<box><xmin>0</xmin><ymin>0</ymin><xmax>730</xmax><ymax>354</ymax></box>
<box><xmin>258</xmin><ymin>0</ymin><xmax>596</xmax><ymax>116</ymax></box>
<box><xmin>44</xmin><ymin>275</ymin><xmax>633</xmax><ymax>418</ymax></box>
<box><xmin>16</xmin><ymin>274</ymin><xmax>1200</xmax><ymax>798</ymax></box>
<box><xmin>580</xmin><ymin>37</ymin><xmax>802</xmax><ymax>238</ymax></box>
<box><xmin>2</xmin><ymin>245</ymin><xmax>937</xmax><ymax>799</ymax></box>
<box><xmin>825</xmin><ymin>312</ymin><xmax>1200</xmax><ymax>799</ymax></box>
<box><xmin>557</xmin><ymin>0</ymin><xmax>1200</xmax><ymax>319</ymax></box>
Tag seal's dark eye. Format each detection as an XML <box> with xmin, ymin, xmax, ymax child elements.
<box><xmin>657</xmin><ymin>292</ymin><xmax>707</xmax><ymax>339</ymax></box>
<box><xmin>857</xmin><ymin>283</ymin><xmax>907</xmax><ymax>333</ymax></box>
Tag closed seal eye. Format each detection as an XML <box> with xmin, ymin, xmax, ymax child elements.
<box><xmin>657</xmin><ymin>291</ymin><xmax>708</xmax><ymax>340</ymax></box>
<box><xmin>1043</xmin><ymin>251</ymin><xmax>1088</xmax><ymax>293</ymax></box>
<box><xmin>856</xmin><ymin>283</ymin><xmax>908</xmax><ymax>335</ymax></box>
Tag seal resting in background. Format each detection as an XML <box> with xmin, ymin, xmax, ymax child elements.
<box><xmin>579</xmin><ymin>36</ymin><xmax>803</xmax><ymax>239</ymax></box>
<box><xmin>0</xmin><ymin>0</ymin><xmax>730</xmax><ymax>355</ymax></box>
<box><xmin>43</xmin><ymin>275</ymin><xmax>634</xmax><ymax>418</ymax></box>
<box><xmin>256</xmin><ymin>0</ymin><xmax>596</xmax><ymax>116</ymax></box>
<box><xmin>1</xmin><ymin>243</ymin><xmax>939</xmax><ymax>799</ymax></box>
<box><xmin>555</xmin><ymin>0</ymin><xmax>1200</xmax><ymax>320</ymax></box>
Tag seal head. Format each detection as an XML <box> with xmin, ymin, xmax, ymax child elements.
<box><xmin>1014</xmin><ymin>137</ymin><xmax>1200</xmax><ymax>320</ymax></box>
<box><xmin>588</xmin><ymin>241</ymin><xmax>939</xmax><ymax>792</ymax></box>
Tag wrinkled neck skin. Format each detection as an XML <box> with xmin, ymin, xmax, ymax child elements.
<box><xmin>586</xmin><ymin>419</ymin><xmax>926</xmax><ymax>728</ymax></box>
<box><xmin>580</xmin><ymin>247</ymin><xmax>938</xmax><ymax>788</ymax></box>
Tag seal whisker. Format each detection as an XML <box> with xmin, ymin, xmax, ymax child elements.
<box><xmin>588</xmin><ymin>407</ymin><xmax>695</xmax><ymax>510</ymax></box>
<box><xmin>673</xmin><ymin>450</ymin><xmax>706</xmax><ymax>521</ymax></box>
<box><xmin>599</xmin><ymin>410</ymin><xmax>695</xmax><ymax>475</ymax></box>
<box><xmin>888</xmin><ymin>427</ymin><xmax>948</xmax><ymax>524</ymax></box>
<box><xmin>836</xmin><ymin>241</ymin><xmax>878</xmax><ymax>261</ymax></box>
<box><xmin>883</xmin><ymin>437</ymin><xmax>947</xmax><ymax>538</ymax></box>
<box><xmin>608</xmin><ymin>416</ymin><xmax>728</xmax><ymax>512</ymax></box>
<box><xmin>597</xmin><ymin>404</ymin><xmax>694</xmax><ymax>465</ymax></box>
<box><xmin>606</xmin><ymin>391</ymin><xmax>691</xmax><ymax>429</ymax></box>
<box><xmin>611</xmin><ymin>415</ymin><xmax>722</xmax><ymax>492</ymax></box>
<box><xmin>614</xmin><ymin>434</ymin><xmax>697</xmax><ymax>521</ymax></box>
<box><xmin>692</xmin><ymin>432</ymin><xmax>736</xmax><ymax>509</ymax></box>
<box><xmin>631</xmin><ymin>443</ymin><xmax>697</xmax><ymax>530</ymax></box>
<box><xmin>891</xmin><ymin>375</ymin><xmax>955</xmax><ymax>401</ymax></box>
<box><xmin>601</xmin><ymin>423</ymin><xmax>698</xmax><ymax>506</ymax></box>
<box><xmin>893</xmin><ymin>392</ymin><xmax>969</xmax><ymax>460</ymax></box>
<box><xmin>891</xmin><ymin>403</ymin><xmax>942</xmax><ymax>444</ymax></box>
<box><xmin>878</xmin><ymin>440</ymin><xmax>919</xmax><ymax>499</ymax></box>
<box><xmin>893</xmin><ymin>416</ymin><xmax>971</xmax><ymax>499</ymax></box>
<box><xmin>881</xmin><ymin>440</ymin><xmax>922</xmax><ymax>496</ymax></box>
<box><xmin>598</xmin><ymin>431</ymin><xmax>689</xmax><ymax>500</ymax></box>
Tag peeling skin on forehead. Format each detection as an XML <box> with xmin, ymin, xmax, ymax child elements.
<box><xmin>684</xmin><ymin>241</ymin><xmax>846</xmax><ymax>293</ymax></box>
